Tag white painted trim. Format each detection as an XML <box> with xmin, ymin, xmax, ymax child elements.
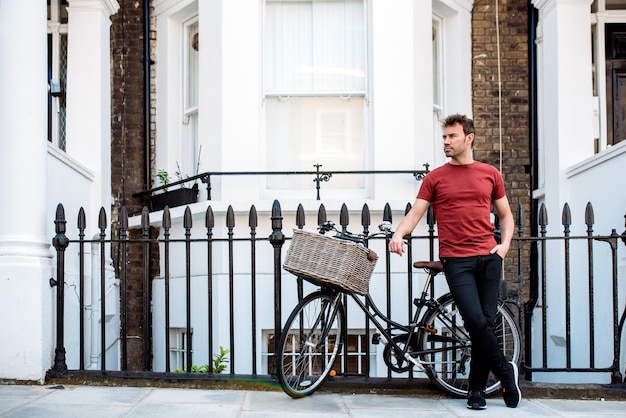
<box><xmin>565</xmin><ymin>140</ymin><xmax>626</xmax><ymax>177</ymax></box>
<box><xmin>47</xmin><ymin>143</ymin><xmax>95</xmax><ymax>182</ymax></box>
<box><xmin>67</xmin><ymin>0</ymin><xmax>120</xmax><ymax>16</ymax></box>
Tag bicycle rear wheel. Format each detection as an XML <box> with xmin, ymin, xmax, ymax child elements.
<box><xmin>276</xmin><ymin>290</ymin><xmax>345</xmax><ymax>398</ymax></box>
<box><xmin>418</xmin><ymin>293</ymin><xmax>521</xmax><ymax>398</ymax></box>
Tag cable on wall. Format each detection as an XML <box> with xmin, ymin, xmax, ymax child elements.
<box><xmin>496</xmin><ymin>0</ymin><xmax>504</xmax><ymax>174</ymax></box>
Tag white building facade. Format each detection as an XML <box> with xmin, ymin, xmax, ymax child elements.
<box><xmin>0</xmin><ymin>0</ymin><xmax>624</xmax><ymax>385</ymax></box>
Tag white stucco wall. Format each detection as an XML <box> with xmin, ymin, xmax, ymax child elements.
<box><xmin>532</xmin><ymin>0</ymin><xmax>626</xmax><ymax>383</ymax></box>
<box><xmin>0</xmin><ymin>0</ymin><xmax>119</xmax><ymax>382</ymax></box>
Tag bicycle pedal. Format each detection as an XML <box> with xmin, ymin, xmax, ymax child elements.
<box><xmin>424</xmin><ymin>325</ymin><xmax>438</xmax><ymax>334</ymax></box>
<box><xmin>372</xmin><ymin>333</ymin><xmax>381</xmax><ymax>344</ymax></box>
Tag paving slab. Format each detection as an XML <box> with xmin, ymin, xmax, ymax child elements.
<box><xmin>1</xmin><ymin>384</ymin><xmax>626</xmax><ymax>418</ymax></box>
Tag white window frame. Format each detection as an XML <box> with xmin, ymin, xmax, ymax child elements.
<box><xmin>182</xmin><ymin>17</ymin><xmax>200</xmax><ymax>179</ymax></box>
<box><xmin>591</xmin><ymin>1</ymin><xmax>626</xmax><ymax>152</ymax></box>
<box><xmin>431</xmin><ymin>0</ymin><xmax>473</xmax><ymax>168</ymax></box>
<box><xmin>169</xmin><ymin>327</ymin><xmax>192</xmax><ymax>371</ymax></box>
<box><xmin>154</xmin><ymin>0</ymin><xmax>199</xmax><ymax>186</ymax></box>
<box><xmin>263</xmin><ymin>0</ymin><xmax>370</xmax><ymax>200</ymax></box>
<box><xmin>432</xmin><ymin>15</ymin><xmax>445</xmax><ymax>169</ymax></box>
<box><xmin>48</xmin><ymin>0</ymin><xmax>68</xmax><ymax>151</ymax></box>
<box><xmin>262</xmin><ymin>328</ymin><xmax>376</xmax><ymax>376</ymax></box>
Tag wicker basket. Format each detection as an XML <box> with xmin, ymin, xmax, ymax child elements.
<box><xmin>283</xmin><ymin>229</ymin><xmax>377</xmax><ymax>295</ymax></box>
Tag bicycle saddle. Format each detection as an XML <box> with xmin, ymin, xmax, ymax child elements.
<box><xmin>413</xmin><ymin>260</ymin><xmax>443</xmax><ymax>273</ymax></box>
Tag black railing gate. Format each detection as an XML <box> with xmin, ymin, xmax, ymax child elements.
<box><xmin>49</xmin><ymin>200</ymin><xmax>626</xmax><ymax>388</ymax></box>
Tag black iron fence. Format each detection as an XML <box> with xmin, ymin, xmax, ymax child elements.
<box><xmin>133</xmin><ymin>164</ymin><xmax>431</xmax><ymax>202</ymax></box>
<box><xmin>48</xmin><ymin>200</ymin><xmax>626</xmax><ymax>387</ymax></box>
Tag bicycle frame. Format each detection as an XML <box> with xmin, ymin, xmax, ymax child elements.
<box><xmin>325</xmin><ymin>266</ymin><xmax>471</xmax><ymax>375</ymax></box>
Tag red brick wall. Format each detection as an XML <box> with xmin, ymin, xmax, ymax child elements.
<box><xmin>111</xmin><ymin>0</ymin><xmax>150</xmax><ymax>214</ymax></box>
<box><xmin>471</xmin><ymin>0</ymin><xmax>531</xmax><ymax>301</ymax></box>
<box><xmin>110</xmin><ymin>0</ymin><xmax>158</xmax><ymax>371</ymax></box>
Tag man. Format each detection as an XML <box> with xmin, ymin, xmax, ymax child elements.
<box><xmin>388</xmin><ymin>114</ymin><xmax>521</xmax><ymax>410</ymax></box>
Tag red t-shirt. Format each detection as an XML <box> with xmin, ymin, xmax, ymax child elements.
<box><xmin>416</xmin><ymin>161</ymin><xmax>506</xmax><ymax>258</ymax></box>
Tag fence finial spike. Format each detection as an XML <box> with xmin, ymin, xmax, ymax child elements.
<box><xmin>205</xmin><ymin>205</ymin><xmax>214</xmax><ymax>229</ymax></box>
<box><xmin>141</xmin><ymin>206</ymin><xmax>150</xmax><ymax>232</ymax></box>
<box><xmin>383</xmin><ymin>203</ymin><xmax>393</xmax><ymax>223</ymax></box>
<box><xmin>585</xmin><ymin>202</ymin><xmax>594</xmax><ymax>228</ymax></box>
<box><xmin>249</xmin><ymin>205</ymin><xmax>258</xmax><ymax>229</ymax></box>
<box><xmin>120</xmin><ymin>206</ymin><xmax>128</xmax><ymax>231</ymax></box>
<box><xmin>226</xmin><ymin>205</ymin><xmax>234</xmax><ymax>230</ymax></box>
<box><xmin>427</xmin><ymin>204</ymin><xmax>436</xmax><ymax>227</ymax></box>
<box><xmin>296</xmin><ymin>204</ymin><xmax>305</xmax><ymax>229</ymax></box>
<box><xmin>361</xmin><ymin>204</ymin><xmax>371</xmax><ymax>230</ymax></box>
<box><xmin>538</xmin><ymin>203</ymin><xmax>548</xmax><ymax>227</ymax></box>
<box><xmin>317</xmin><ymin>204</ymin><xmax>327</xmax><ymax>226</ymax></box>
<box><xmin>163</xmin><ymin>206</ymin><xmax>171</xmax><ymax>230</ymax></box>
<box><xmin>339</xmin><ymin>204</ymin><xmax>349</xmax><ymax>230</ymax></box>
<box><xmin>77</xmin><ymin>207</ymin><xmax>86</xmax><ymax>231</ymax></box>
<box><xmin>98</xmin><ymin>207</ymin><xmax>107</xmax><ymax>231</ymax></box>
<box><xmin>53</xmin><ymin>203</ymin><xmax>69</xmax><ymax>250</ymax></box>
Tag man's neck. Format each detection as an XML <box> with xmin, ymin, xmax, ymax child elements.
<box><xmin>449</xmin><ymin>152</ymin><xmax>474</xmax><ymax>165</ymax></box>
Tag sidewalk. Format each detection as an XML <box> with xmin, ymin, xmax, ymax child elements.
<box><xmin>1</xmin><ymin>384</ymin><xmax>626</xmax><ymax>417</ymax></box>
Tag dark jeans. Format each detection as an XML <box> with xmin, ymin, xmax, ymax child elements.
<box><xmin>441</xmin><ymin>254</ymin><xmax>513</xmax><ymax>391</ymax></box>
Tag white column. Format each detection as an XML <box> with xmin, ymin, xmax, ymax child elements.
<box><xmin>531</xmin><ymin>0</ymin><xmax>597</xmax><ymax>384</ymax></box>
<box><xmin>0</xmin><ymin>0</ymin><xmax>53</xmax><ymax>381</ymax></box>
<box><xmin>371</xmin><ymin>0</ymin><xmax>422</xmax><ymax>201</ymax></box>
<box><xmin>532</xmin><ymin>0</ymin><xmax>595</xmax><ymax>207</ymax></box>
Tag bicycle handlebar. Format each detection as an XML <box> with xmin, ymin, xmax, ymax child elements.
<box><xmin>318</xmin><ymin>220</ymin><xmax>393</xmax><ymax>245</ymax></box>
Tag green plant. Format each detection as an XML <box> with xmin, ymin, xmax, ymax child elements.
<box><xmin>172</xmin><ymin>345</ymin><xmax>230</xmax><ymax>374</ymax></box>
<box><xmin>155</xmin><ymin>165</ymin><xmax>187</xmax><ymax>192</ymax></box>
<box><xmin>212</xmin><ymin>345</ymin><xmax>230</xmax><ymax>374</ymax></box>
<box><xmin>156</xmin><ymin>146</ymin><xmax>203</xmax><ymax>191</ymax></box>
<box><xmin>156</xmin><ymin>169</ymin><xmax>170</xmax><ymax>191</ymax></box>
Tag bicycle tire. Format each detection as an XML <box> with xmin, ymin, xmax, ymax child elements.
<box><xmin>418</xmin><ymin>293</ymin><xmax>521</xmax><ymax>398</ymax></box>
<box><xmin>276</xmin><ymin>290</ymin><xmax>345</xmax><ymax>398</ymax></box>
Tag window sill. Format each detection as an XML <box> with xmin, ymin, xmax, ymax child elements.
<box><xmin>565</xmin><ymin>140</ymin><xmax>626</xmax><ymax>178</ymax></box>
<box><xmin>47</xmin><ymin>143</ymin><xmax>95</xmax><ymax>182</ymax></box>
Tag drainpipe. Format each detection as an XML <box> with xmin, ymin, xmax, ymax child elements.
<box><xmin>523</xmin><ymin>1</ymin><xmax>540</xmax><ymax>381</ymax></box>
<box><xmin>144</xmin><ymin>0</ymin><xmax>153</xmax><ymax>190</ymax></box>
<box><xmin>88</xmin><ymin>237</ymin><xmax>100</xmax><ymax>370</ymax></box>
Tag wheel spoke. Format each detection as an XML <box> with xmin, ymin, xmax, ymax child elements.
<box><xmin>277</xmin><ymin>291</ymin><xmax>344</xmax><ymax>398</ymax></box>
<box><xmin>419</xmin><ymin>295</ymin><xmax>521</xmax><ymax>398</ymax></box>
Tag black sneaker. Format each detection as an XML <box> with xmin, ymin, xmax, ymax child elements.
<box><xmin>502</xmin><ymin>361</ymin><xmax>522</xmax><ymax>408</ymax></box>
<box><xmin>467</xmin><ymin>389</ymin><xmax>487</xmax><ymax>410</ymax></box>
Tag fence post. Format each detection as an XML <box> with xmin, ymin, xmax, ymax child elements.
<box><xmin>269</xmin><ymin>200</ymin><xmax>285</xmax><ymax>377</ymax></box>
<box><xmin>52</xmin><ymin>203</ymin><xmax>69</xmax><ymax>373</ymax></box>
<box><xmin>141</xmin><ymin>207</ymin><xmax>151</xmax><ymax>371</ymax></box>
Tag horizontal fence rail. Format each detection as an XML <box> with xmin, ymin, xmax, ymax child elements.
<box><xmin>49</xmin><ymin>200</ymin><xmax>626</xmax><ymax>388</ymax></box>
<box><xmin>132</xmin><ymin>164</ymin><xmax>431</xmax><ymax>201</ymax></box>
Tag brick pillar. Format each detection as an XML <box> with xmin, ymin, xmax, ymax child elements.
<box><xmin>110</xmin><ymin>0</ymin><xmax>159</xmax><ymax>371</ymax></box>
<box><xmin>125</xmin><ymin>227</ymin><xmax>160</xmax><ymax>371</ymax></box>
<box><xmin>471</xmin><ymin>0</ymin><xmax>532</xmax><ymax>301</ymax></box>
<box><xmin>111</xmin><ymin>0</ymin><xmax>152</xmax><ymax>215</ymax></box>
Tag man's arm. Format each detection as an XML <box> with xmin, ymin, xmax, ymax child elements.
<box><xmin>491</xmin><ymin>195</ymin><xmax>514</xmax><ymax>258</ymax></box>
<box><xmin>389</xmin><ymin>198</ymin><xmax>430</xmax><ymax>256</ymax></box>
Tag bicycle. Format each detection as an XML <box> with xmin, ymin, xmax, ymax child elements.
<box><xmin>277</xmin><ymin>221</ymin><xmax>521</xmax><ymax>399</ymax></box>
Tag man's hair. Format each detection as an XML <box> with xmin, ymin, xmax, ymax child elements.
<box><xmin>442</xmin><ymin>114</ymin><xmax>475</xmax><ymax>136</ymax></box>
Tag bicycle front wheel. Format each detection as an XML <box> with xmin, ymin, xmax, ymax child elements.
<box><xmin>418</xmin><ymin>294</ymin><xmax>521</xmax><ymax>398</ymax></box>
<box><xmin>276</xmin><ymin>290</ymin><xmax>345</xmax><ymax>398</ymax></box>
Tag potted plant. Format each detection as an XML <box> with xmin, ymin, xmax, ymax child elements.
<box><xmin>147</xmin><ymin>163</ymin><xmax>199</xmax><ymax>212</ymax></box>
